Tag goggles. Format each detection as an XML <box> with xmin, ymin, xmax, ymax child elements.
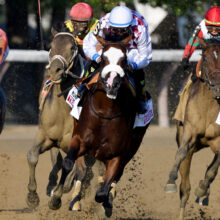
<box><xmin>71</xmin><ymin>21</ymin><xmax>88</xmax><ymax>29</ymax></box>
<box><xmin>71</xmin><ymin>20</ymin><xmax>89</xmax><ymax>36</ymax></box>
<box><xmin>111</xmin><ymin>27</ymin><xmax>130</xmax><ymax>34</ymax></box>
<box><xmin>206</xmin><ymin>25</ymin><xmax>220</xmax><ymax>32</ymax></box>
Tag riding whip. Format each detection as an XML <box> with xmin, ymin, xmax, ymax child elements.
<box><xmin>37</xmin><ymin>0</ymin><xmax>44</xmax><ymax>50</ymax></box>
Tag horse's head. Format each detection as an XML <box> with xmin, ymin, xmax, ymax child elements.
<box><xmin>46</xmin><ymin>24</ymin><xmax>79</xmax><ymax>83</ymax></box>
<box><xmin>97</xmin><ymin>35</ymin><xmax>132</xmax><ymax>99</ymax></box>
<box><xmin>198</xmin><ymin>37</ymin><xmax>220</xmax><ymax>98</ymax></box>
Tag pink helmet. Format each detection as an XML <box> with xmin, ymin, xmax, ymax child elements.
<box><xmin>69</xmin><ymin>3</ymin><xmax>93</xmax><ymax>21</ymax></box>
<box><xmin>205</xmin><ymin>6</ymin><xmax>220</xmax><ymax>27</ymax></box>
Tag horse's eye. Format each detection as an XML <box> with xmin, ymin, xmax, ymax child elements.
<box><xmin>56</xmin><ymin>68</ymin><xmax>62</xmax><ymax>73</ymax></box>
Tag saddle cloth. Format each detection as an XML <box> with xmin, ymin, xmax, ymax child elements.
<box><xmin>66</xmin><ymin>86</ymin><xmax>154</xmax><ymax>127</ymax></box>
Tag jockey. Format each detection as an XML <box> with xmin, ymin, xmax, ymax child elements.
<box><xmin>174</xmin><ymin>6</ymin><xmax>220</xmax><ymax>122</ymax></box>
<box><xmin>182</xmin><ymin>6</ymin><xmax>220</xmax><ymax>70</ymax></box>
<box><xmin>0</xmin><ymin>29</ymin><xmax>9</xmax><ymax>64</ymax></box>
<box><xmin>65</xmin><ymin>2</ymin><xmax>99</xmax><ymax>77</ymax></box>
<box><xmin>65</xmin><ymin>2</ymin><xmax>98</xmax><ymax>51</ymax></box>
<box><xmin>83</xmin><ymin>6</ymin><xmax>152</xmax><ymax>109</ymax></box>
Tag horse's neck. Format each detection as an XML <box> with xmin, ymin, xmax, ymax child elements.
<box><xmin>191</xmin><ymin>80</ymin><xmax>216</xmax><ymax>104</ymax></box>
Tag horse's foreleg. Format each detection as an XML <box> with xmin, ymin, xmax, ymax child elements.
<box><xmin>27</xmin><ymin>134</ymin><xmax>52</xmax><ymax>209</ymax></box>
<box><xmin>69</xmin><ymin>156</ymin><xmax>86</xmax><ymax>211</ymax></box>
<box><xmin>95</xmin><ymin>157</ymin><xmax>120</xmax><ymax>203</ymax></box>
<box><xmin>195</xmin><ymin>149</ymin><xmax>220</xmax><ymax>206</ymax></box>
<box><xmin>178</xmin><ymin>146</ymin><xmax>195</xmax><ymax>220</ymax></box>
<box><xmin>165</xmin><ymin>126</ymin><xmax>194</xmax><ymax>193</ymax></box>
<box><xmin>49</xmin><ymin>136</ymin><xmax>84</xmax><ymax>210</ymax></box>
<box><xmin>26</xmin><ymin>144</ymin><xmax>40</xmax><ymax>209</ymax></box>
<box><xmin>47</xmin><ymin>148</ymin><xmax>63</xmax><ymax>196</ymax></box>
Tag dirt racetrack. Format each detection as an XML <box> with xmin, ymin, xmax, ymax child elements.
<box><xmin>0</xmin><ymin>125</ymin><xmax>219</xmax><ymax>220</ymax></box>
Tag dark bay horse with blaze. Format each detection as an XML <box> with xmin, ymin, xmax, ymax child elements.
<box><xmin>48</xmin><ymin>36</ymin><xmax>150</xmax><ymax>215</ymax></box>
<box><xmin>26</xmin><ymin>25</ymin><xmax>87</xmax><ymax>210</ymax></box>
<box><xmin>165</xmin><ymin>38</ymin><xmax>220</xmax><ymax>220</ymax></box>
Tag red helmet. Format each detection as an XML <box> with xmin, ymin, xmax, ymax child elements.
<box><xmin>69</xmin><ymin>3</ymin><xmax>93</xmax><ymax>21</ymax></box>
<box><xmin>205</xmin><ymin>6</ymin><xmax>220</xmax><ymax>26</ymax></box>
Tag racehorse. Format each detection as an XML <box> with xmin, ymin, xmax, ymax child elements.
<box><xmin>26</xmin><ymin>24</ymin><xmax>89</xmax><ymax>210</ymax></box>
<box><xmin>164</xmin><ymin>38</ymin><xmax>220</xmax><ymax>220</ymax></box>
<box><xmin>0</xmin><ymin>86</ymin><xmax>6</xmax><ymax>134</ymax></box>
<box><xmin>48</xmin><ymin>35</ymin><xmax>150</xmax><ymax>216</ymax></box>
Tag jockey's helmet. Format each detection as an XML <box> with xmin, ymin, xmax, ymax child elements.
<box><xmin>109</xmin><ymin>6</ymin><xmax>133</xmax><ymax>42</ymax></box>
<box><xmin>205</xmin><ymin>6</ymin><xmax>220</xmax><ymax>36</ymax></box>
<box><xmin>69</xmin><ymin>2</ymin><xmax>93</xmax><ymax>36</ymax></box>
<box><xmin>109</xmin><ymin>6</ymin><xmax>133</xmax><ymax>28</ymax></box>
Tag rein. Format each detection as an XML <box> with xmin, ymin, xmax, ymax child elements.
<box><xmin>89</xmin><ymin>87</ymin><xmax>122</xmax><ymax>120</ymax></box>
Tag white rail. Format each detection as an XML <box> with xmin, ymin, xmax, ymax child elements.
<box><xmin>5</xmin><ymin>49</ymin><xmax>202</xmax><ymax>62</ymax></box>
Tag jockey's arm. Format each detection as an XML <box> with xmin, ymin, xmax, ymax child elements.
<box><xmin>182</xmin><ymin>26</ymin><xmax>202</xmax><ymax>60</ymax></box>
<box><xmin>83</xmin><ymin>18</ymin><xmax>105</xmax><ymax>63</ymax></box>
<box><xmin>83</xmin><ymin>31</ymin><xmax>100</xmax><ymax>62</ymax></box>
<box><xmin>127</xmin><ymin>27</ymin><xmax>152</xmax><ymax>70</ymax></box>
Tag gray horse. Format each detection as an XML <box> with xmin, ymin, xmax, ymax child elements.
<box><xmin>165</xmin><ymin>38</ymin><xmax>220</xmax><ymax>220</ymax></box>
<box><xmin>26</xmin><ymin>25</ymin><xmax>88</xmax><ymax>210</ymax></box>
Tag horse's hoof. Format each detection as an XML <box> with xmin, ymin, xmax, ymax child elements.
<box><xmin>164</xmin><ymin>183</ymin><xmax>177</xmax><ymax>193</ymax></box>
<box><xmin>95</xmin><ymin>203</ymin><xmax>111</xmax><ymax>220</ymax></box>
<box><xmin>103</xmin><ymin>201</ymin><xmax>113</xmax><ymax>217</ymax></box>
<box><xmin>95</xmin><ymin>191</ymin><xmax>108</xmax><ymax>203</ymax></box>
<box><xmin>194</xmin><ymin>186</ymin><xmax>207</xmax><ymax>198</ymax></box>
<box><xmin>69</xmin><ymin>200</ymin><xmax>81</xmax><ymax>211</ymax></box>
<box><xmin>26</xmin><ymin>192</ymin><xmax>40</xmax><ymax>209</ymax></box>
<box><xmin>195</xmin><ymin>196</ymin><xmax>209</xmax><ymax>206</ymax></box>
<box><xmin>48</xmin><ymin>196</ymin><xmax>62</xmax><ymax>210</ymax></box>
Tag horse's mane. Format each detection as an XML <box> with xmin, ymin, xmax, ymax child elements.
<box><xmin>52</xmin><ymin>21</ymin><xmax>71</xmax><ymax>34</ymax></box>
<box><xmin>205</xmin><ymin>39</ymin><xmax>220</xmax><ymax>47</ymax></box>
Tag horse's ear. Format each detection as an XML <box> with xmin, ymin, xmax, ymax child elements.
<box><xmin>51</xmin><ymin>27</ymin><xmax>58</xmax><ymax>37</ymax></box>
<box><xmin>197</xmin><ymin>37</ymin><xmax>207</xmax><ymax>49</ymax></box>
<box><xmin>121</xmin><ymin>35</ymin><xmax>132</xmax><ymax>45</ymax></box>
<box><xmin>96</xmin><ymin>36</ymin><xmax>107</xmax><ymax>46</ymax></box>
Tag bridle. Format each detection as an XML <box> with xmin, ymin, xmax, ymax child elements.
<box><xmin>46</xmin><ymin>32</ymin><xmax>84</xmax><ymax>83</ymax></box>
<box><xmin>200</xmin><ymin>45</ymin><xmax>220</xmax><ymax>99</ymax></box>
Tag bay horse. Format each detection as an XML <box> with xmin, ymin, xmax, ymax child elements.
<box><xmin>26</xmin><ymin>24</ymin><xmax>88</xmax><ymax>210</ymax></box>
<box><xmin>48</xmin><ymin>35</ymin><xmax>150</xmax><ymax>216</ymax></box>
<box><xmin>165</xmin><ymin>38</ymin><xmax>220</xmax><ymax>220</ymax></box>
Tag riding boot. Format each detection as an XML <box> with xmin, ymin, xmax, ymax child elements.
<box><xmin>133</xmin><ymin>69</ymin><xmax>150</xmax><ymax>114</ymax></box>
<box><xmin>136</xmin><ymin>81</ymin><xmax>150</xmax><ymax>114</ymax></box>
<box><xmin>77</xmin><ymin>83</ymin><xmax>87</xmax><ymax>98</ymax></box>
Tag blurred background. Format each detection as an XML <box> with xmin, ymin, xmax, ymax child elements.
<box><xmin>0</xmin><ymin>0</ymin><xmax>218</xmax><ymax>126</ymax></box>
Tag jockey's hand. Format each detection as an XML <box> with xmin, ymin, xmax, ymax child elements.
<box><xmin>91</xmin><ymin>61</ymin><xmax>100</xmax><ymax>70</ymax></box>
<box><xmin>96</xmin><ymin>56</ymin><xmax>101</xmax><ymax>63</ymax></box>
<box><xmin>181</xmin><ymin>58</ymin><xmax>190</xmax><ymax>71</ymax></box>
<box><xmin>127</xmin><ymin>64</ymin><xmax>133</xmax><ymax>72</ymax></box>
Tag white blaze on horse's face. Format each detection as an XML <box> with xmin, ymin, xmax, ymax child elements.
<box><xmin>101</xmin><ymin>47</ymin><xmax>125</xmax><ymax>87</ymax></box>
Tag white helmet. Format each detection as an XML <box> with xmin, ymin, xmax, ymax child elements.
<box><xmin>109</xmin><ymin>6</ymin><xmax>133</xmax><ymax>28</ymax></box>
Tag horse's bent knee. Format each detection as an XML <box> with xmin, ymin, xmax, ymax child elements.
<box><xmin>27</xmin><ymin>149</ymin><xmax>39</xmax><ymax>165</ymax></box>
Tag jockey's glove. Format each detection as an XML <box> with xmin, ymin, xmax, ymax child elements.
<box><xmin>181</xmin><ymin>57</ymin><xmax>190</xmax><ymax>71</ymax></box>
<box><xmin>92</xmin><ymin>53</ymin><xmax>101</xmax><ymax>63</ymax></box>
